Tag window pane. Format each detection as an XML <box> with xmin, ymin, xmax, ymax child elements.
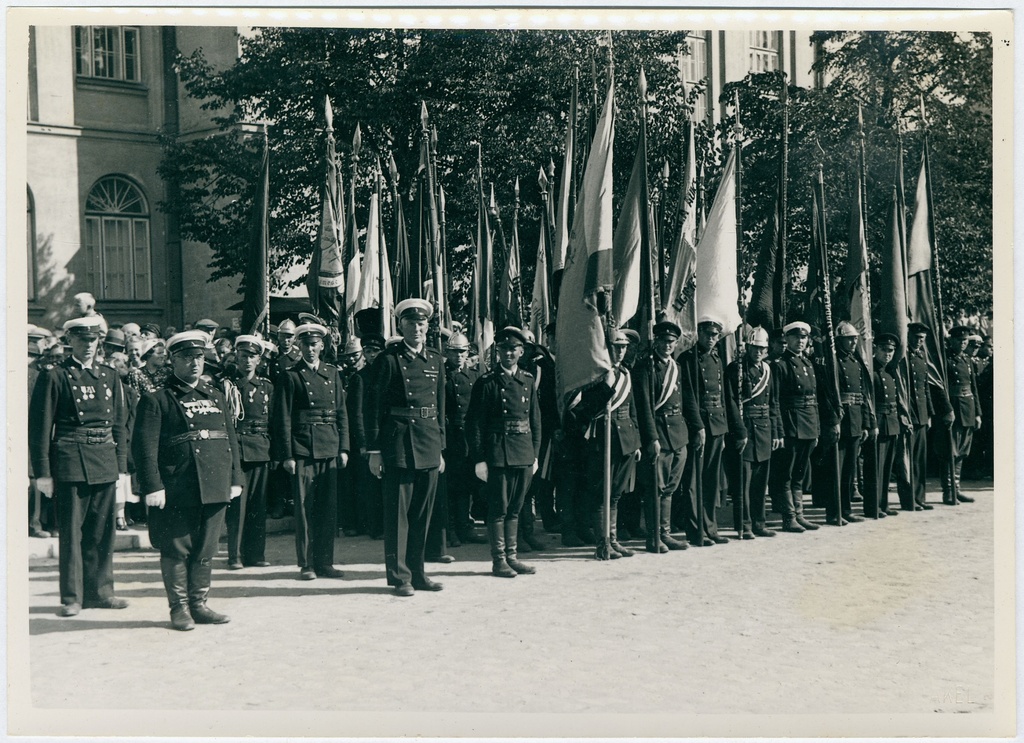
<box><xmin>133</xmin><ymin>218</ymin><xmax>151</xmax><ymax>300</ymax></box>
<box><xmin>84</xmin><ymin>216</ymin><xmax>102</xmax><ymax>297</ymax></box>
<box><xmin>74</xmin><ymin>27</ymin><xmax>90</xmax><ymax>76</ymax></box>
<box><xmin>123</xmin><ymin>28</ymin><xmax>138</xmax><ymax>82</ymax></box>
<box><xmin>102</xmin><ymin>217</ymin><xmax>132</xmax><ymax>299</ymax></box>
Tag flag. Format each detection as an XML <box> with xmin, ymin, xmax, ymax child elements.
<box><xmin>907</xmin><ymin>147</ymin><xmax>949</xmax><ymax>389</ymax></box>
<box><xmin>555</xmin><ymin>75</ymin><xmax>614</xmax><ymax>407</ymax></box>
<box><xmin>693</xmin><ymin>148</ymin><xmax>741</xmax><ymax>336</ymax></box>
<box><xmin>387</xmin><ymin>153</ymin><xmax>411</xmax><ymax>303</ymax></box>
<box><xmin>807</xmin><ymin>169</ymin><xmax>842</xmax><ymax>421</ymax></box>
<box><xmin>878</xmin><ymin>182</ymin><xmax>910</xmax><ymax>363</ymax></box>
<box><xmin>531</xmin><ymin>167</ymin><xmax>553</xmax><ymax>347</ymax></box>
<box><xmin>473</xmin><ymin>144</ymin><xmax>495</xmax><ymax>360</ymax></box>
<box><xmin>354</xmin><ymin>165</ymin><xmax>394</xmax><ymax>329</ymax></box>
<box><xmin>306</xmin><ymin>96</ymin><xmax>345</xmax><ymax>326</ymax></box>
<box><xmin>662</xmin><ymin>118</ymin><xmax>699</xmax><ymax>351</ymax></box>
<box><xmin>846</xmin><ymin>114</ymin><xmax>874</xmax><ymax>361</ymax></box>
<box><xmin>553</xmin><ymin>69</ymin><xmax>577</xmax><ymax>274</ymax></box>
<box><xmin>499</xmin><ymin>178</ymin><xmax>524</xmax><ymax>328</ymax></box>
<box><xmin>343</xmin><ymin>124</ymin><xmax>362</xmax><ymax>332</ymax></box>
<box><xmin>241</xmin><ymin>132</ymin><xmax>269</xmax><ymax>336</ymax></box>
<box><xmin>610</xmin><ymin>104</ymin><xmax>645</xmax><ymax>327</ymax></box>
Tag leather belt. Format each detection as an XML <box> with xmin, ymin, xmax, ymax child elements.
<box><xmin>879</xmin><ymin>404</ymin><xmax>898</xmax><ymax>415</ymax></box>
<box><xmin>298</xmin><ymin>410</ymin><xmax>338</xmax><ymax>425</ymax></box>
<box><xmin>745</xmin><ymin>403</ymin><xmax>769</xmax><ymax>420</ymax></box>
<box><xmin>613</xmin><ymin>407</ymin><xmax>632</xmax><ymax>420</ymax></box>
<box><xmin>951</xmin><ymin>385</ymin><xmax>973</xmax><ymax>397</ymax></box>
<box><xmin>783</xmin><ymin>394</ymin><xmax>817</xmax><ymax>409</ymax></box>
<box><xmin>168</xmin><ymin>429</ymin><xmax>229</xmax><ymax>445</ymax></box>
<box><xmin>841</xmin><ymin>392</ymin><xmax>865</xmax><ymax>405</ymax></box>
<box><xmin>55</xmin><ymin>426</ymin><xmax>113</xmax><ymax>444</ymax></box>
<box><xmin>657</xmin><ymin>405</ymin><xmax>682</xmax><ymax>418</ymax></box>
<box><xmin>237</xmin><ymin>422</ymin><xmax>269</xmax><ymax>435</ymax></box>
<box><xmin>489</xmin><ymin>419</ymin><xmax>531</xmax><ymax>434</ymax></box>
<box><xmin>701</xmin><ymin>393</ymin><xmax>723</xmax><ymax>408</ymax></box>
<box><xmin>390</xmin><ymin>406</ymin><xmax>438</xmax><ymax>419</ymax></box>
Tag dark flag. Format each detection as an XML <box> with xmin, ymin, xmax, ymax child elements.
<box><xmin>306</xmin><ymin>96</ymin><xmax>345</xmax><ymax>327</ymax></box>
<box><xmin>241</xmin><ymin>130</ymin><xmax>269</xmax><ymax>336</ymax></box>
<box><xmin>845</xmin><ymin>105</ymin><xmax>874</xmax><ymax>361</ymax></box>
<box><xmin>387</xmin><ymin>152</ymin><xmax>411</xmax><ymax>304</ymax></box>
<box><xmin>473</xmin><ymin>144</ymin><xmax>495</xmax><ymax>357</ymax></box>
<box><xmin>807</xmin><ymin>167</ymin><xmax>843</xmax><ymax>423</ymax></box>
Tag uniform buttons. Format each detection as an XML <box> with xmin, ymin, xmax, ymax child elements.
<box><xmin>195</xmin><ymin>449</ymin><xmax>201</xmax><ymax>454</ymax></box>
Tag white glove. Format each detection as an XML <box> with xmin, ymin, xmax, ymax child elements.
<box><xmin>531</xmin><ymin>458</ymin><xmax>539</xmax><ymax>475</ymax></box>
<box><xmin>367</xmin><ymin>452</ymin><xmax>383</xmax><ymax>479</ymax></box>
<box><xmin>115</xmin><ymin>473</ymin><xmax>132</xmax><ymax>505</ymax></box>
<box><xmin>35</xmin><ymin>477</ymin><xmax>54</xmax><ymax>498</ymax></box>
<box><xmin>475</xmin><ymin>462</ymin><xmax>489</xmax><ymax>482</ymax></box>
<box><xmin>338</xmin><ymin>452</ymin><xmax>349</xmax><ymax>469</ymax></box>
<box><xmin>283</xmin><ymin>458</ymin><xmax>297</xmax><ymax>475</ymax></box>
<box><xmin>439</xmin><ymin>455</ymin><xmax>446</xmax><ymax>474</ymax></box>
<box><xmin>145</xmin><ymin>490</ymin><xmax>166</xmax><ymax>509</ymax></box>
<box><xmin>229</xmin><ymin>486</ymin><xmax>242</xmax><ymax>500</ymax></box>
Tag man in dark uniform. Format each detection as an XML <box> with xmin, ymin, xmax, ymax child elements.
<box><xmin>771</xmin><ymin>321</ymin><xmax>825</xmax><ymax>531</ymax></box>
<box><xmin>634</xmin><ymin>320</ymin><xmax>705</xmax><ymax>553</ymax></box>
<box><xmin>347</xmin><ymin>333</ymin><xmax>386</xmax><ymax>540</ymax></box>
<box><xmin>894</xmin><ymin>323</ymin><xmax>935</xmax><ymax>511</ymax></box>
<box><xmin>678</xmin><ymin>318</ymin><xmax>736</xmax><ymax>545</ymax></box>
<box><xmin>337</xmin><ymin>336</ymin><xmax>365</xmax><ymax>537</ymax></box>
<box><xmin>366</xmin><ymin>299</ymin><xmax>447</xmax><ymax>597</ymax></box>
<box><xmin>616</xmin><ymin>328</ymin><xmax>646</xmax><ymax>540</ymax></box>
<box><xmin>831</xmin><ymin>321</ymin><xmax>873</xmax><ymax>523</ymax></box>
<box><xmin>864</xmin><ymin>333</ymin><xmax>911</xmax><ymax>518</ymax></box>
<box><xmin>584</xmin><ymin>330</ymin><xmax>641</xmax><ymax>559</ymax></box>
<box><xmin>30</xmin><ymin>316</ymin><xmax>131</xmax><ymax>617</ymax></box>
<box><xmin>440</xmin><ymin>331</ymin><xmax>486</xmax><ymax>547</ymax></box>
<box><xmin>514</xmin><ymin>328</ymin><xmax>553</xmax><ymax>553</ymax></box>
<box><xmin>939</xmin><ymin>325</ymin><xmax>980</xmax><ymax>504</ymax></box>
<box><xmin>265</xmin><ymin>318</ymin><xmax>300</xmax><ymax>519</ymax></box>
<box><xmin>133</xmin><ymin>330</ymin><xmax>243</xmax><ymax>630</ymax></box>
<box><xmin>271</xmin><ymin>322</ymin><xmax>349</xmax><ymax>580</ymax></box>
<box><xmin>465</xmin><ymin>327</ymin><xmax>542</xmax><ymax>577</ymax></box>
<box><xmin>225</xmin><ymin>335</ymin><xmax>273</xmax><ymax>569</ymax></box>
<box><xmin>724</xmin><ymin>327</ymin><xmax>782</xmax><ymax>539</ymax></box>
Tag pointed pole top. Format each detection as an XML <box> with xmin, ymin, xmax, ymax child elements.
<box><xmin>352</xmin><ymin>123</ymin><xmax>362</xmax><ymax>156</ymax></box>
<box><xmin>420</xmin><ymin>100</ymin><xmax>429</xmax><ymax>129</ymax></box>
<box><xmin>488</xmin><ymin>182</ymin><xmax>497</xmax><ymax>214</ymax></box>
<box><xmin>324</xmin><ymin>95</ymin><xmax>334</xmax><ymax>133</ymax></box>
<box><xmin>661</xmin><ymin>159</ymin><xmax>670</xmax><ymax>182</ymax></box>
<box><xmin>638</xmin><ymin>66</ymin><xmax>648</xmax><ymax>99</ymax></box>
<box><xmin>538</xmin><ymin>166</ymin><xmax>548</xmax><ymax>193</ymax></box>
<box><xmin>388</xmin><ymin>151</ymin><xmax>399</xmax><ymax>185</ymax></box>
<box><xmin>919</xmin><ymin>93</ymin><xmax>928</xmax><ymax>129</ymax></box>
<box><xmin>547</xmin><ymin>158</ymin><xmax>555</xmax><ymax>179</ymax></box>
<box><xmin>514</xmin><ymin>176</ymin><xmax>520</xmax><ymax>198</ymax></box>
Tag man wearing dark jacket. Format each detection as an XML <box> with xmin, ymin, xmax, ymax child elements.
<box><xmin>865</xmin><ymin>333</ymin><xmax>911</xmax><ymax>518</ymax></box>
<box><xmin>133</xmin><ymin>331</ymin><xmax>243</xmax><ymax>631</ymax></box>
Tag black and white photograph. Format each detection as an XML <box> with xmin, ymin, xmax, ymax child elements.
<box><xmin>6</xmin><ymin>6</ymin><xmax>1015</xmax><ymax>739</ymax></box>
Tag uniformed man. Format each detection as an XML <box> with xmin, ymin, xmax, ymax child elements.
<box><xmin>678</xmin><ymin>318</ymin><xmax>737</xmax><ymax>545</ymax></box>
<box><xmin>894</xmin><ymin>323</ymin><xmax>935</xmax><ymax>511</ymax></box>
<box><xmin>29</xmin><ymin>316</ymin><xmax>131</xmax><ymax>617</ymax></box>
<box><xmin>832</xmin><ymin>321</ymin><xmax>873</xmax><ymax>523</ymax></box>
<box><xmin>366</xmin><ymin>299</ymin><xmax>447</xmax><ymax>597</ymax></box>
<box><xmin>265</xmin><ymin>318</ymin><xmax>301</xmax><ymax>519</ymax></box>
<box><xmin>270</xmin><ymin>322</ymin><xmax>350</xmax><ymax>580</ymax></box>
<box><xmin>864</xmin><ymin>333</ymin><xmax>911</xmax><ymax>518</ymax></box>
<box><xmin>267</xmin><ymin>318</ymin><xmax>301</xmax><ymax>382</ymax></box>
<box><xmin>440</xmin><ymin>331</ymin><xmax>486</xmax><ymax>546</ymax></box>
<box><xmin>347</xmin><ymin>333</ymin><xmax>385</xmax><ymax>540</ymax></box>
<box><xmin>724</xmin><ymin>327</ymin><xmax>783</xmax><ymax>539</ymax></box>
<box><xmin>133</xmin><ymin>331</ymin><xmax>243</xmax><ymax>630</ymax></box>
<box><xmin>616</xmin><ymin>328</ymin><xmax>646</xmax><ymax>540</ymax></box>
<box><xmin>225</xmin><ymin>335</ymin><xmax>274</xmax><ymax>569</ymax></box>
<box><xmin>771</xmin><ymin>321</ymin><xmax>825</xmax><ymax>531</ymax></box>
<box><xmin>584</xmin><ymin>330</ymin><xmax>641</xmax><ymax>559</ymax></box>
<box><xmin>465</xmin><ymin>326</ymin><xmax>542</xmax><ymax>577</ymax></box>
<box><xmin>939</xmin><ymin>325</ymin><xmax>980</xmax><ymax>504</ymax></box>
<box><xmin>634</xmin><ymin>320</ymin><xmax>705</xmax><ymax>553</ymax></box>
<box><xmin>338</xmin><ymin>336</ymin><xmax>364</xmax><ymax>537</ymax></box>
<box><xmin>515</xmin><ymin>327</ymin><xmax>552</xmax><ymax>552</ymax></box>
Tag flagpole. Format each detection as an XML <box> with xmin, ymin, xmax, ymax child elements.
<box><xmin>733</xmin><ymin>90</ymin><xmax>747</xmax><ymax>539</ymax></box>
<box><xmin>376</xmin><ymin>161</ymin><xmax>387</xmax><ymax>338</ymax></box>
<box><xmin>513</xmin><ymin>177</ymin><xmax>524</xmax><ymax>325</ymax></box>
<box><xmin>344</xmin><ymin>124</ymin><xmax>361</xmax><ymax>345</ymax></box>
<box><xmin>778</xmin><ymin>73</ymin><xmax>789</xmax><ymax>327</ymax></box>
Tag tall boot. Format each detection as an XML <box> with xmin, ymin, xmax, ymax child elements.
<box><xmin>645</xmin><ymin>491</ymin><xmax>667</xmax><ymax>554</ymax></box>
<box><xmin>161</xmin><ymin>557</ymin><xmax>194</xmax><ymax>631</ymax></box>
<box><xmin>520</xmin><ymin>506</ymin><xmax>547</xmax><ymax>551</ymax></box>
<box><xmin>560</xmin><ymin>485</ymin><xmax>584</xmax><ymax>547</ymax></box>
<box><xmin>187</xmin><ymin>560</ymin><xmax>229</xmax><ymax>624</ymax></box>
<box><xmin>608</xmin><ymin>505</ymin><xmax>633</xmax><ymax>557</ymax></box>
<box><xmin>504</xmin><ymin>517</ymin><xmax>536</xmax><ymax>574</ymax></box>
<box><xmin>659</xmin><ymin>495</ymin><xmax>688</xmax><ymax>550</ymax></box>
<box><xmin>593</xmin><ymin>505</ymin><xmax>619</xmax><ymax>560</ymax></box>
<box><xmin>488</xmin><ymin>521</ymin><xmax>515</xmax><ymax>577</ymax></box>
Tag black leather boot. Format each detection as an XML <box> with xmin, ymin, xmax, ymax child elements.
<box><xmin>187</xmin><ymin>561</ymin><xmax>229</xmax><ymax>624</ymax></box>
<box><xmin>161</xmin><ymin>557</ymin><xmax>194</xmax><ymax>631</ymax></box>
<box><xmin>504</xmin><ymin>517</ymin><xmax>536</xmax><ymax>574</ymax></box>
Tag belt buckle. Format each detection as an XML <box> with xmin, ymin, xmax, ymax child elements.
<box><xmin>420</xmin><ymin>407</ymin><xmax>432</xmax><ymax>418</ymax></box>
<box><xmin>199</xmin><ymin>429</ymin><xmax>210</xmax><ymax>440</ymax></box>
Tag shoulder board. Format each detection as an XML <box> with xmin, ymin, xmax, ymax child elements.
<box><xmin>520</xmin><ymin>369</ymin><xmax>535</xmax><ymax>381</ymax></box>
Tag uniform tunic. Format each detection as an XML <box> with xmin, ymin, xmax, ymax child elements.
<box><xmin>895</xmin><ymin>348</ymin><xmax>936</xmax><ymax>509</ymax></box>
<box><xmin>939</xmin><ymin>349</ymin><xmax>979</xmax><ymax>500</ymax></box>
<box><xmin>365</xmin><ymin>342</ymin><xmax>446</xmax><ymax>587</ymax></box>
<box><xmin>864</xmin><ymin>360</ymin><xmax>909</xmax><ymax>516</ymax></box>
<box><xmin>442</xmin><ymin>363</ymin><xmax>481</xmax><ymax>534</ymax></box>
<box><xmin>770</xmin><ymin>349</ymin><xmax>820</xmax><ymax>520</ymax></box>
<box><xmin>227</xmin><ymin>374</ymin><xmax>273</xmax><ymax>565</ymax></box>
<box><xmin>834</xmin><ymin>349</ymin><xmax>875</xmax><ymax>514</ymax></box>
<box><xmin>29</xmin><ymin>356</ymin><xmax>128</xmax><ymax>607</ymax></box>
<box><xmin>271</xmin><ymin>359</ymin><xmax>349</xmax><ymax>570</ymax></box>
<box><xmin>583</xmin><ymin>368</ymin><xmax>641</xmax><ymax>524</ymax></box>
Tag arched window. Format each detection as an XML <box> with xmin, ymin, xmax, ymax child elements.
<box><xmin>27</xmin><ymin>187</ymin><xmax>36</xmax><ymax>301</ymax></box>
<box><xmin>84</xmin><ymin>176</ymin><xmax>152</xmax><ymax>300</ymax></box>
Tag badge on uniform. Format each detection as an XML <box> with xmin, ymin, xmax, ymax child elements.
<box><xmin>81</xmin><ymin>385</ymin><xmax>96</xmax><ymax>401</ymax></box>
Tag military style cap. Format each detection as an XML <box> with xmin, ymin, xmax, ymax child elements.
<box><xmin>141</xmin><ymin>322</ymin><xmax>161</xmax><ymax>336</ymax></box>
<box><xmin>235</xmin><ymin>334</ymin><xmax>267</xmax><ymax>354</ymax></box>
<box><xmin>196</xmin><ymin>318</ymin><xmax>219</xmax><ymax>331</ymax></box>
<box><xmin>653</xmin><ymin>320</ymin><xmax>682</xmax><ymax>340</ymax></box>
<box><xmin>967</xmin><ymin>334</ymin><xmax>983</xmax><ymax>344</ymax></box>
<box><xmin>907</xmin><ymin>322</ymin><xmax>929</xmax><ymax>336</ymax></box>
<box><xmin>277</xmin><ymin>318</ymin><xmax>297</xmax><ymax>336</ymax></box>
<box><xmin>104</xmin><ymin>328</ymin><xmax>127</xmax><ymax>349</ymax></box>
<box><xmin>520</xmin><ymin>328</ymin><xmax>537</xmax><ymax>346</ymax></box>
<box><xmin>496</xmin><ymin>326</ymin><xmax>528</xmax><ymax>347</ymax></box>
<box><xmin>622</xmin><ymin>329</ymin><xmax>641</xmax><ymax>345</ymax></box>
<box><xmin>835</xmin><ymin>321</ymin><xmax>859</xmax><ymax>337</ymax></box>
<box><xmin>783</xmin><ymin>321</ymin><xmax>811</xmax><ymax>337</ymax></box>
<box><xmin>62</xmin><ymin>316</ymin><xmax>104</xmax><ymax>339</ymax></box>
<box><xmin>167</xmin><ymin>330</ymin><xmax>210</xmax><ymax>355</ymax></box>
<box><xmin>140</xmin><ymin>338</ymin><xmax>166</xmax><ymax>359</ymax></box>
<box><xmin>297</xmin><ymin>312</ymin><xmax>324</xmax><ymax>326</ymax></box>
<box><xmin>746</xmin><ymin>327</ymin><xmax>770</xmax><ymax>347</ymax></box>
<box><xmin>949</xmin><ymin>325</ymin><xmax>974</xmax><ymax>337</ymax></box>
<box><xmin>343</xmin><ymin>337</ymin><xmax>363</xmax><ymax>355</ymax></box>
<box><xmin>446</xmin><ymin>332</ymin><xmax>471</xmax><ymax>351</ymax></box>
<box><xmin>697</xmin><ymin>316</ymin><xmax>724</xmax><ymax>332</ymax></box>
<box><xmin>394</xmin><ymin>298</ymin><xmax>433</xmax><ymax>321</ymax></box>
<box><xmin>295</xmin><ymin>323</ymin><xmax>328</xmax><ymax>340</ymax></box>
<box><xmin>609</xmin><ymin>329</ymin><xmax>630</xmax><ymax>346</ymax></box>
<box><xmin>361</xmin><ymin>333</ymin><xmax>386</xmax><ymax>350</ymax></box>
<box><xmin>769</xmin><ymin>328</ymin><xmax>785</xmax><ymax>341</ymax></box>
<box><xmin>875</xmin><ymin>332</ymin><xmax>899</xmax><ymax>349</ymax></box>
<box><xmin>386</xmin><ymin>335</ymin><xmax>405</xmax><ymax>347</ymax></box>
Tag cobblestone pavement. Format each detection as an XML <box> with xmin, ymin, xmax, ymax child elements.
<box><xmin>20</xmin><ymin>479</ymin><xmax>1000</xmax><ymax>737</ymax></box>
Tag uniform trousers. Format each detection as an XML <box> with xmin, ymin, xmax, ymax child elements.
<box><xmin>772</xmin><ymin>437</ymin><xmax>816</xmax><ymax>520</ymax></box>
<box><xmin>157</xmin><ymin>502</ymin><xmax>227</xmax><ymax>608</ymax></box>
<box><xmin>553</xmin><ymin>435</ymin><xmax>589</xmax><ymax>538</ymax></box>
<box><xmin>357</xmin><ymin>457</ymin><xmax>384</xmax><ymax>538</ymax></box>
<box><xmin>529</xmin><ymin>437</ymin><xmax>559</xmax><ymax>530</ymax></box>
<box><xmin>55</xmin><ymin>481</ymin><xmax>116</xmax><ymax>607</ymax></box>
<box><xmin>383</xmin><ymin>467</ymin><xmax>438</xmax><ymax>586</ymax></box>
<box><xmin>725</xmin><ymin>445</ymin><xmax>771</xmax><ymax>532</ymax></box>
<box><xmin>483</xmin><ymin>466</ymin><xmax>532</xmax><ymax>560</ymax></box>
<box><xmin>444</xmin><ymin>446</ymin><xmax>477</xmax><ymax>534</ymax></box>
<box><xmin>584</xmin><ymin>445</ymin><xmax>635</xmax><ymax>535</ymax></box>
<box><xmin>940</xmin><ymin>423</ymin><xmax>974</xmax><ymax>499</ymax></box>
<box><xmin>836</xmin><ymin>436</ymin><xmax>862</xmax><ymax>511</ymax></box>
<box><xmin>646</xmin><ymin>446</ymin><xmax>686</xmax><ymax>538</ymax></box>
<box><xmin>680</xmin><ymin>435</ymin><xmax>724</xmax><ymax>540</ymax></box>
<box><xmin>895</xmin><ymin>425</ymin><xmax>928</xmax><ymax>509</ymax></box>
<box><xmin>292</xmin><ymin>457</ymin><xmax>338</xmax><ymax>570</ymax></box>
<box><xmin>425</xmin><ymin>471</ymin><xmax>451</xmax><ymax>558</ymax></box>
<box><xmin>864</xmin><ymin>435</ymin><xmax>897</xmax><ymax>517</ymax></box>
<box><xmin>226</xmin><ymin>461</ymin><xmax>269</xmax><ymax>565</ymax></box>
<box><xmin>337</xmin><ymin>454</ymin><xmax>362</xmax><ymax>534</ymax></box>
<box><xmin>812</xmin><ymin>439</ymin><xmax>850</xmax><ymax>520</ymax></box>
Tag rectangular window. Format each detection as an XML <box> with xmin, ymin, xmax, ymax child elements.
<box><xmin>132</xmin><ymin>218</ymin><xmax>152</xmax><ymax>300</ymax></box>
<box><xmin>85</xmin><ymin>215</ymin><xmax>151</xmax><ymax>300</ymax></box>
<box><xmin>74</xmin><ymin>26</ymin><xmax>141</xmax><ymax>82</ymax></box>
<box><xmin>748</xmin><ymin>31</ymin><xmax>780</xmax><ymax>74</ymax></box>
<box><xmin>682</xmin><ymin>32</ymin><xmax>709</xmax><ymax>124</ymax></box>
